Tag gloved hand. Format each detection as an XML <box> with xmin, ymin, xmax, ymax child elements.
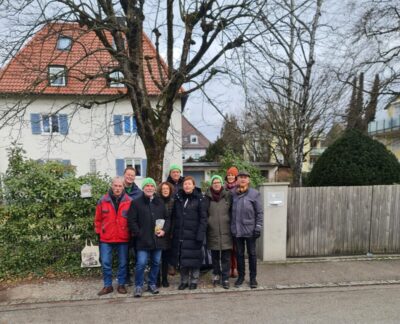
<box><xmin>253</xmin><ymin>228</ymin><xmax>261</xmax><ymax>239</ymax></box>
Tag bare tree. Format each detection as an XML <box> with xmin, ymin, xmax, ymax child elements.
<box><xmin>238</xmin><ymin>0</ymin><xmax>339</xmax><ymax>186</ymax></box>
<box><xmin>0</xmin><ymin>1</ymin><xmax>264</xmax><ymax>181</ymax></box>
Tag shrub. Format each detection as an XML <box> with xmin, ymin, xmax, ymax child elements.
<box><xmin>0</xmin><ymin>145</ymin><xmax>110</xmax><ymax>279</ymax></box>
<box><xmin>307</xmin><ymin>129</ymin><xmax>400</xmax><ymax>186</ymax></box>
<box><xmin>217</xmin><ymin>150</ymin><xmax>265</xmax><ymax>188</ymax></box>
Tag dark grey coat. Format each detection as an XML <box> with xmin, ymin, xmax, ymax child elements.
<box><xmin>205</xmin><ymin>188</ymin><xmax>233</xmax><ymax>251</ymax></box>
<box><xmin>231</xmin><ymin>187</ymin><xmax>263</xmax><ymax>238</ymax></box>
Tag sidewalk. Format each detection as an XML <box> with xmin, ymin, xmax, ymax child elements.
<box><xmin>1</xmin><ymin>256</ymin><xmax>400</xmax><ymax>306</ymax></box>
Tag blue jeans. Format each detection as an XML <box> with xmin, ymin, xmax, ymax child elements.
<box><xmin>135</xmin><ymin>249</ymin><xmax>162</xmax><ymax>288</ymax></box>
<box><xmin>100</xmin><ymin>242</ymin><xmax>129</xmax><ymax>287</ymax></box>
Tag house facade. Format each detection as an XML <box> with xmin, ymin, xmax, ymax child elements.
<box><xmin>368</xmin><ymin>96</ymin><xmax>400</xmax><ymax>160</ymax></box>
<box><xmin>182</xmin><ymin>116</ymin><xmax>210</xmax><ymax>161</ymax></box>
<box><xmin>0</xmin><ymin>23</ymin><xmax>182</xmax><ymax>184</ymax></box>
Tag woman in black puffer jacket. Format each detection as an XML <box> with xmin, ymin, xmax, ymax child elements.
<box><xmin>170</xmin><ymin>176</ymin><xmax>207</xmax><ymax>290</ymax></box>
<box><xmin>157</xmin><ymin>181</ymin><xmax>175</xmax><ymax>287</ymax></box>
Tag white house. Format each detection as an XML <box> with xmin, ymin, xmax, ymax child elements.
<box><xmin>0</xmin><ymin>23</ymin><xmax>182</xmax><ymax>184</ymax></box>
<box><xmin>182</xmin><ymin>116</ymin><xmax>210</xmax><ymax>161</ymax></box>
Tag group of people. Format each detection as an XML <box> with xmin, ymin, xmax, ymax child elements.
<box><xmin>94</xmin><ymin>164</ymin><xmax>263</xmax><ymax>298</ymax></box>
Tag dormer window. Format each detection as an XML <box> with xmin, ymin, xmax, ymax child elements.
<box><xmin>56</xmin><ymin>36</ymin><xmax>72</xmax><ymax>51</ymax></box>
<box><xmin>190</xmin><ymin>135</ymin><xmax>198</xmax><ymax>144</ymax></box>
<box><xmin>108</xmin><ymin>71</ymin><xmax>125</xmax><ymax>88</ymax></box>
<box><xmin>48</xmin><ymin>66</ymin><xmax>67</xmax><ymax>87</ymax></box>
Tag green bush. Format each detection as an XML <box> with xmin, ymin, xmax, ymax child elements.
<box><xmin>307</xmin><ymin>129</ymin><xmax>400</xmax><ymax>186</ymax></box>
<box><xmin>217</xmin><ymin>150</ymin><xmax>265</xmax><ymax>188</ymax></box>
<box><xmin>0</xmin><ymin>145</ymin><xmax>110</xmax><ymax>279</ymax></box>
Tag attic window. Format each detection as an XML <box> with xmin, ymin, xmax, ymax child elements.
<box><xmin>190</xmin><ymin>135</ymin><xmax>198</xmax><ymax>144</ymax></box>
<box><xmin>48</xmin><ymin>66</ymin><xmax>67</xmax><ymax>87</ymax></box>
<box><xmin>108</xmin><ymin>71</ymin><xmax>125</xmax><ymax>88</ymax></box>
<box><xmin>56</xmin><ymin>36</ymin><xmax>72</xmax><ymax>51</ymax></box>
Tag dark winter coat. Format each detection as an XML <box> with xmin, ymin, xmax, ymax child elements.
<box><xmin>170</xmin><ymin>188</ymin><xmax>207</xmax><ymax>268</ymax></box>
<box><xmin>94</xmin><ymin>192</ymin><xmax>132</xmax><ymax>243</ymax></box>
<box><xmin>160</xmin><ymin>194</ymin><xmax>174</xmax><ymax>249</ymax></box>
<box><xmin>167</xmin><ymin>175</ymin><xmax>184</xmax><ymax>194</ymax></box>
<box><xmin>127</xmin><ymin>193</ymin><xmax>170</xmax><ymax>250</ymax></box>
<box><xmin>231</xmin><ymin>187</ymin><xmax>263</xmax><ymax>238</ymax></box>
<box><xmin>125</xmin><ymin>182</ymin><xmax>142</xmax><ymax>200</ymax></box>
<box><xmin>204</xmin><ymin>188</ymin><xmax>233</xmax><ymax>251</ymax></box>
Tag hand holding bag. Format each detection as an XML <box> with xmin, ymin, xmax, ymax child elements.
<box><xmin>81</xmin><ymin>240</ymin><xmax>100</xmax><ymax>267</ymax></box>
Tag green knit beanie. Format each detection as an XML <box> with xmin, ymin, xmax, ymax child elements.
<box><xmin>211</xmin><ymin>175</ymin><xmax>224</xmax><ymax>186</ymax></box>
<box><xmin>169</xmin><ymin>163</ymin><xmax>182</xmax><ymax>173</ymax></box>
<box><xmin>141</xmin><ymin>177</ymin><xmax>157</xmax><ymax>189</ymax></box>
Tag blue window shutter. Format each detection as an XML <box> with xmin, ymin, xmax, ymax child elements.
<box><xmin>59</xmin><ymin>114</ymin><xmax>68</xmax><ymax>135</ymax></box>
<box><xmin>142</xmin><ymin>159</ymin><xmax>147</xmax><ymax>177</ymax></box>
<box><xmin>124</xmin><ymin>116</ymin><xmax>131</xmax><ymax>133</ymax></box>
<box><xmin>116</xmin><ymin>159</ymin><xmax>125</xmax><ymax>176</ymax></box>
<box><xmin>132</xmin><ymin>117</ymin><xmax>137</xmax><ymax>133</ymax></box>
<box><xmin>31</xmin><ymin>113</ymin><xmax>42</xmax><ymax>134</ymax></box>
<box><xmin>62</xmin><ymin>159</ymin><xmax>71</xmax><ymax>165</ymax></box>
<box><xmin>113</xmin><ymin>115</ymin><xmax>123</xmax><ymax>135</ymax></box>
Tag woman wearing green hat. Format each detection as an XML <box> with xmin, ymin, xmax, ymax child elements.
<box><xmin>204</xmin><ymin>175</ymin><xmax>233</xmax><ymax>289</ymax></box>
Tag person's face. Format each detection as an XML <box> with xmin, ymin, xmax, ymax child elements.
<box><xmin>226</xmin><ymin>174</ymin><xmax>236</xmax><ymax>184</ymax></box>
<box><xmin>112</xmin><ymin>180</ymin><xmax>124</xmax><ymax>197</ymax></box>
<box><xmin>211</xmin><ymin>179</ymin><xmax>222</xmax><ymax>191</ymax></box>
<box><xmin>170</xmin><ymin>170</ymin><xmax>181</xmax><ymax>182</ymax></box>
<box><xmin>124</xmin><ymin>169</ymin><xmax>136</xmax><ymax>185</ymax></box>
<box><xmin>143</xmin><ymin>184</ymin><xmax>155</xmax><ymax>198</ymax></box>
<box><xmin>161</xmin><ymin>184</ymin><xmax>171</xmax><ymax>198</ymax></box>
<box><xmin>238</xmin><ymin>175</ymin><xmax>250</xmax><ymax>187</ymax></box>
<box><xmin>183</xmin><ymin>180</ymin><xmax>194</xmax><ymax>194</ymax></box>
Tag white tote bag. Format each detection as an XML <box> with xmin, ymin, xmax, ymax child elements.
<box><xmin>81</xmin><ymin>240</ymin><xmax>101</xmax><ymax>268</ymax></box>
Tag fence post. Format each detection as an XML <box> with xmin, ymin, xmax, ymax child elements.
<box><xmin>257</xmin><ymin>182</ymin><xmax>289</xmax><ymax>261</ymax></box>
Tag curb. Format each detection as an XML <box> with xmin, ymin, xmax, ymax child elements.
<box><xmin>2</xmin><ymin>279</ymin><xmax>400</xmax><ymax>307</ymax></box>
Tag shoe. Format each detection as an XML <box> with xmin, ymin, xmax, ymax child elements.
<box><xmin>162</xmin><ymin>279</ymin><xmax>170</xmax><ymax>288</ymax></box>
<box><xmin>117</xmin><ymin>285</ymin><xmax>127</xmax><ymax>294</ymax></box>
<box><xmin>97</xmin><ymin>286</ymin><xmax>113</xmax><ymax>296</ymax></box>
<box><xmin>250</xmin><ymin>279</ymin><xmax>258</xmax><ymax>289</ymax></box>
<box><xmin>178</xmin><ymin>283</ymin><xmax>188</xmax><ymax>290</ymax></box>
<box><xmin>189</xmin><ymin>283</ymin><xmax>197</xmax><ymax>290</ymax></box>
<box><xmin>230</xmin><ymin>269</ymin><xmax>238</xmax><ymax>278</ymax></box>
<box><xmin>134</xmin><ymin>287</ymin><xmax>142</xmax><ymax>298</ymax></box>
<box><xmin>147</xmin><ymin>285</ymin><xmax>159</xmax><ymax>294</ymax></box>
<box><xmin>234</xmin><ymin>277</ymin><xmax>244</xmax><ymax>288</ymax></box>
<box><xmin>222</xmin><ymin>280</ymin><xmax>230</xmax><ymax>289</ymax></box>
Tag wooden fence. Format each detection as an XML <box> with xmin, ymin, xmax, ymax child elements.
<box><xmin>287</xmin><ymin>185</ymin><xmax>400</xmax><ymax>257</ymax></box>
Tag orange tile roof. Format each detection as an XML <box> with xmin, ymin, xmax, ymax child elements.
<box><xmin>0</xmin><ymin>22</ymin><xmax>167</xmax><ymax>96</ymax></box>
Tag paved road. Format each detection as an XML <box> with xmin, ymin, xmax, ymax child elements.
<box><xmin>1</xmin><ymin>284</ymin><xmax>399</xmax><ymax>323</ymax></box>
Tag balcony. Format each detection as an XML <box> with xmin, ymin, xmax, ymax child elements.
<box><xmin>368</xmin><ymin>116</ymin><xmax>400</xmax><ymax>136</ymax></box>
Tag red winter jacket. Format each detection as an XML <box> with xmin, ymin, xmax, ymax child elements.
<box><xmin>94</xmin><ymin>193</ymin><xmax>132</xmax><ymax>243</ymax></box>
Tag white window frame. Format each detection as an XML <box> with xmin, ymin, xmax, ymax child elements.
<box><xmin>190</xmin><ymin>135</ymin><xmax>198</xmax><ymax>144</ymax></box>
<box><xmin>124</xmin><ymin>158</ymin><xmax>143</xmax><ymax>177</ymax></box>
<box><xmin>56</xmin><ymin>36</ymin><xmax>72</xmax><ymax>51</ymax></box>
<box><xmin>49</xmin><ymin>66</ymin><xmax>67</xmax><ymax>87</ymax></box>
<box><xmin>109</xmin><ymin>71</ymin><xmax>125</xmax><ymax>88</ymax></box>
<box><xmin>41</xmin><ymin>114</ymin><xmax>60</xmax><ymax>134</ymax></box>
<box><xmin>122</xmin><ymin>115</ymin><xmax>137</xmax><ymax>134</ymax></box>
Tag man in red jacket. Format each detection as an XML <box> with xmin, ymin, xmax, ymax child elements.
<box><xmin>94</xmin><ymin>177</ymin><xmax>132</xmax><ymax>296</ymax></box>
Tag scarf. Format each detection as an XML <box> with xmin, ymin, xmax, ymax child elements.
<box><xmin>210</xmin><ymin>187</ymin><xmax>223</xmax><ymax>202</ymax></box>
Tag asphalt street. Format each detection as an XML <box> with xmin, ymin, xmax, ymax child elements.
<box><xmin>1</xmin><ymin>284</ymin><xmax>399</xmax><ymax>324</ymax></box>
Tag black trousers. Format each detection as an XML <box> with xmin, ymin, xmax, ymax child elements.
<box><xmin>211</xmin><ymin>249</ymin><xmax>231</xmax><ymax>282</ymax></box>
<box><xmin>235</xmin><ymin>237</ymin><xmax>257</xmax><ymax>280</ymax></box>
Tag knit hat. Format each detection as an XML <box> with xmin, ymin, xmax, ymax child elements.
<box><xmin>141</xmin><ymin>177</ymin><xmax>157</xmax><ymax>189</ymax></box>
<box><xmin>211</xmin><ymin>175</ymin><xmax>224</xmax><ymax>185</ymax></box>
<box><xmin>169</xmin><ymin>163</ymin><xmax>182</xmax><ymax>173</ymax></box>
<box><xmin>226</xmin><ymin>166</ymin><xmax>239</xmax><ymax>177</ymax></box>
